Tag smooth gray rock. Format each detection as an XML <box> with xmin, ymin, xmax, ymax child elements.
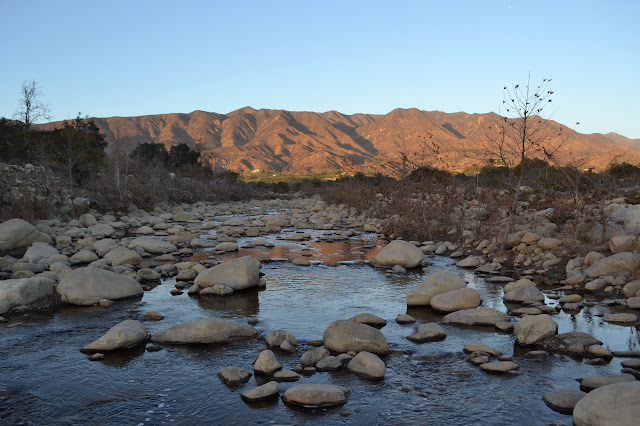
<box><xmin>370</xmin><ymin>240</ymin><xmax>424</xmax><ymax>268</ymax></box>
<box><xmin>430</xmin><ymin>288</ymin><xmax>481</xmax><ymax>312</ymax></box>
<box><xmin>0</xmin><ymin>218</ymin><xmax>52</xmax><ymax>255</ymax></box>
<box><xmin>348</xmin><ymin>313</ymin><xmax>387</xmax><ymax>327</ymax></box>
<box><xmin>573</xmin><ymin>381</ymin><xmax>640</xmax><ymax>426</ymax></box>
<box><xmin>241</xmin><ymin>381</ymin><xmax>279</xmax><ymax>403</ymax></box>
<box><xmin>514</xmin><ymin>314</ymin><xmax>558</xmax><ymax>345</ymax></box>
<box><xmin>316</xmin><ymin>356</ymin><xmax>343</xmax><ymax>372</ymax></box>
<box><xmin>56</xmin><ymin>266</ymin><xmax>143</xmax><ymax>305</ymax></box>
<box><xmin>299</xmin><ymin>347</ymin><xmax>330</xmax><ymax>366</ymax></box>
<box><xmin>81</xmin><ymin>320</ymin><xmax>148</xmax><ymax>352</ymax></box>
<box><xmin>407</xmin><ymin>270</ymin><xmax>467</xmax><ymax>306</ymax></box>
<box><xmin>503</xmin><ymin>285</ymin><xmax>545</xmax><ymax>304</ymax></box>
<box><xmin>323</xmin><ymin>320</ymin><xmax>389</xmax><ymax>354</ymax></box>
<box><xmin>282</xmin><ymin>384</ymin><xmax>350</xmax><ymax>408</ymax></box>
<box><xmin>254</xmin><ymin>350</ymin><xmax>282</xmax><ymax>375</ymax></box>
<box><xmin>151</xmin><ymin>318</ymin><xmax>259</xmax><ymax>344</ymax></box>
<box><xmin>265</xmin><ymin>330</ymin><xmax>298</xmax><ymax>350</ymax></box>
<box><xmin>128</xmin><ymin>237</ymin><xmax>177</xmax><ymax>254</ymax></box>
<box><xmin>0</xmin><ymin>277</ymin><xmax>55</xmax><ymax>307</ymax></box>
<box><xmin>579</xmin><ymin>373</ymin><xmax>636</xmax><ymax>392</ymax></box>
<box><xmin>346</xmin><ymin>351</ymin><xmax>386</xmax><ymax>379</ymax></box>
<box><xmin>479</xmin><ymin>361</ymin><xmax>518</xmax><ymax>373</ymax></box>
<box><xmin>406</xmin><ymin>322</ymin><xmax>447</xmax><ymax>342</ymax></box>
<box><xmin>218</xmin><ymin>367</ymin><xmax>252</xmax><ymax>385</ymax></box>
<box><xmin>542</xmin><ymin>389</ymin><xmax>586</xmax><ymax>414</ymax></box>
<box><xmin>194</xmin><ymin>256</ymin><xmax>260</xmax><ymax>290</ymax></box>
<box><xmin>442</xmin><ymin>308</ymin><xmax>509</xmax><ymax>326</ymax></box>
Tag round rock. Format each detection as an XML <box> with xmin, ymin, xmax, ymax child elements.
<box><xmin>281</xmin><ymin>384</ymin><xmax>350</xmax><ymax>408</ymax></box>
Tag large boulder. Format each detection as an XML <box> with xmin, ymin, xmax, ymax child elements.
<box><xmin>80</xmin><ymin>320</ymin><xmax>148</xmax><ymax>352</ymax></box>
<box><xmin>406</xmin><ymin>271</ymin><xmax>467</xmax><ymax>306</ymax></box>
<box><xmin>151</xmin><ymin>318</ymin><xmax>259</xmax><ymax>344</ymax></box>
<box><xmin>542</xmin><ymin>389</ymin><xmax>586</xmax><ymax>415</ymax></box>
<box><xmin>0</xmin><ymin>218</ymin><xmax>52</xmax><ymax>255</ymax></box>
<box><xmin>514</xmin><ymin>314</ymin><xmax>558</xmax><ymax>345</ymax></box>
<box><xmin>442</xmin><ymin>308</ymin><xmax>509</xmax><ymax>326</ymax></box>
<box><xmin>282</xmin><ymin>384</ymin><xmax>350</xmax><ymax>408</ymax></box>
<box><xmin>323</xmin><ymin>320</ymin><xmax>389</xmax><ymax>354</ymax></box>
<box><xmin>194</xmin><ymin>256</ymin><xmax>260</xmax><ymax>291</ymax></box>
<box><xmin>128</xmin><ymin>237</ymin><xmax>177</xmax><ymax>254</ymax></box>
<box><xmin>370</xmin><ymin>240</ymin><xmax>424</xmax><ymax>268</ymax></box>
<box><xmin>23</xmin><ymin>242</ymin><xmax>59</xmax><ymax>263</ymax></box>
<box><xmin>346</xmin><ymin>351</ymin><xmax>386</xmax><ymax>379</ymax></box>
<box><xmin>103</xmin><ymin>246</ymin><xmax>142</xmax><ymax>266</ymax></box>
<box><xmin>430</xmin><ymin>288</ymin><xmax>481</xmax><ymax>312</ymax></box>
<box><xmin>579</xmin><ymin>374</ymin><xmax>636</xmax><ymax>392</ymax></box>
<box><xmin>573</xmin><ymin>381</ymin><xmax>640</xmax><ymax>426</ymax></box>
<box><xmin>0</xmin><ymin>277</ymin><xmax>56</xmax><ymax>308</ymax></box>
<box><xmin>584</xmin><ymin>253</ymin><xmax>637</xmax><ymax>278</ymax></box>
<box><xmin>56</xmin><ymin>266</ymin><xmax>143</xmax><ymax>305</ymax></box>
<box><xmin>503</xmin><ymin>285</ymin><xmax>545</xmax><ymax>304</ymax></box>
<box><xmin>609</xmin><ymin>235</ymin><xmax>637</xmax><ymax>254</ymax></box>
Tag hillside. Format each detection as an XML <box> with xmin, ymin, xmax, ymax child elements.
<box><xmin>40</xmin><ymin>108</ymin><xmax>640</xmax><ymax>174</ymax></box>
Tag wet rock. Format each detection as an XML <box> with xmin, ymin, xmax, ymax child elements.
<box><xmin>176</xmin><ymin>269</ymin><xmax>198</xmax><ymax>281</ymax></box>
<box><xmin>537</xmin><ymin>332</ymin><xmax>602</xmax><ymax>355</ymax></box>
<box><xmin>370</xmin><ymin>240</ymin><xmax>424</xmax><ymax>269</ymax></box>
<box><xmin>503</xmin><ymin>278</ymin><xmax>536</xmax><ymax>294</ymax></box>
<box><xmin>336</xmin><ymin>353</ymin><xmax>353</xmax><ymax>365</ymax></box>
<box><xmin>463</xmin><ymin>343</ymin><xmax>502</xmax><ymax>357</ymax></box>
<box><xmin>56</xmin><ymin>266</ymin><xmax>143</xmax><ymax>306</ymax></box>
<box><xmin>81</xmin><ymin>320</ymin><xmax>148</xmax><ymax>352</ymax></box>
<box><xmin>241</xmin><ymin>381</ymin><xmax>279</xmax><ymax>403</ymax></box>
<box><xmin>621</xmin><ymin>359</ymin><xmax>640</xmax><ymax>369</ymax></box>
<box><xmin>406</xmin><ymin>270</ymin><xmax>466</xmax><ymax>306</ymax></box>
<box><xmin>579</xmin><ymin>373</ymin><xmax>636</xmax><ymax>392</ymax></box>
<box><xmin>392</xmin><ymin>265</ymin><xmax>406</xmax><ymax>274</ymax></box>
<box><xmin>194</xmin><ymin>256</ymin><xmax>260</xmax><ymax>291</ymax></box>
<box><xmin>0</xmin><ymin>300</ymin><xmax>9</xmax><ymax>314</ymax></box>
<box><xmin>442</xmin><ymin>308</ymin><xmax>510</xmax><ymax>327</ymax></box>
<box><xmin>292</xmin><ymin>258</ymin><xmax>311</xmax><ymax>266</ymax></box>
<box><xmin>456</xmin><ymin>256</ymin><xmax>483</xmax><ymax>268</ymax></box>
<box><xmin>138</xmin><ymin>269</ymin><xmax>161</xmax><ymax>281</ymax></box>
<box><xmin>347</xmin><ymin>351</ymin><xmax>385</xmax><ymax>379</ymax></box>
<box><xmin>88</xmin><ymin>353</ymin><xmax>104</xmax><ymax>361</ymax></box>
<box><xmin>503</xmin><ymin>285</ymin><xmax>545</xmax><ymax>304</ymax></box>
<box><xmin>479</xmin><ymin>361</ymin><xmax>518</xmax><ymax>373</ymax></box>
<box><xmin>0</xmin><ymin>277</ymin><xmax>55</xmax><ymax>308</ymax></box>
<box><xmin>396</xmin><ymin>313</ymin><xmax>416</xmax><ymax>324</ymax></box>
<box><xmin>573</xmin><ymin>381</ymin><xmax>640</xmax><ymax>426</ymax></box>
<box><xmin>559</xmin><ymin>294</ymin><xmax>583</xmax><ymax>304</ymax></box>
<box><xmin>199</xmin><ymin>284</ymin><xmax>234</xmax><ymax>296</ymax></box>
<box><xmin>218</xmin><ymin>366</ymin><xmax>252</xmax><ymax>385</ymax></box>
<box><xmin>265</xmin><ymin>330</ymin><xmax>298</xmax><ymax>351</ymax></box>
<box><xmin>316</xmin><ymin>356</ymin><xmax>343</xmax><ymax>372</ymax></box>
<box><xmin>430</xmin><ymin>288</ymin><xmax>481</xmax><ymax>312</ymax></box>
<box><xmin>282</xmin><ymin>384</ymin><xmax>350</xmax><ymax>408</ymax></box>
<box><xmin>323</xmin><ymin>320</ymin><xmax>389</xmax><ymax>354</ymax></box>
<box><xmin>406</xmin><ymin>322</ymin><xmax>447</xmax><ymax>342</ymax></box>
<box><xmin>542</xmin><ymin>389</ymin><xmax>586</xmax><ymax>414</ymax></box>
<box><xmin>603</xmin><ymin>313</ymin><xmax>637</xmax><ymax>324</ymax></box>
<box><xmin>273</xmin><ymin>370</ymin><xmax>300</xmax><ymax>382</ymax></box>
<box><xmin>348</xmin><ymin>313</ymin><xmax>387</xmax><ymax>328</ymax></box>
<box><xmin>254</xmin><ymin>350</ymin><xmax>282</xmax><ymax>375</ymax></box>
<box><xmin>299</xmin><ymin>347</ymin><xmax>330</xmax><ymax>366</ymax></box>
<box><xmin>514</xmin><ymin>315</ymin><xmax>558</xmax><ymax>345</ymax></box>
<box><xmin>0</xmin><ymin>218</ymin><xmax>52</xmax><ymax>255</ymax></box>
<box><xmin>142</xmin><ymin>311</ymin><xmax>164</xmax><ymax>321</ymax></box>
<box><xmin>495</xmin><ymin>321</ymin><xmax>514</xmax><ymax>332</ymax></box>
<box><xmin>151</xmin><ymin>318</ymin><xmax>259</xmax><ymax>344</ymax></box>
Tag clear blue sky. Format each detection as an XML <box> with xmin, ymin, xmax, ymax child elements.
<box><xmin>1</xmin><ymin>0</ymin><xmax>638</xmax><ymax>138</ymax></box>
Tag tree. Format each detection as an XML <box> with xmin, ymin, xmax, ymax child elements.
<box><xmin>483</xmin><ymin>75</ymin><xmax>564</xmax><ymax>249</ymax></box>
<box><xmin>14</xmin><ymin>80</ymin><xmax>52</xmax><ymax>128</ymax></box>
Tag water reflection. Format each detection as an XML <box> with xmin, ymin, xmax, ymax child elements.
<box><xmin>195</xmin><ymin>288</ymin><xmax>260</xmax><ymax>318</ymax></box>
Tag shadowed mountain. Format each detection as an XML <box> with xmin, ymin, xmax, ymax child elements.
<box><xmin>38</xmin><ymin>108</ymin><xmax>640</xmax><ymax>174</ymax></box>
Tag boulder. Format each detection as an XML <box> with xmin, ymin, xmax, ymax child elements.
<box><xmin>609</xmin><ymin>235</ymin><xmax>637</xmax><ymax>254</ymax></box>
<box><xmin>584</xmin><ymin>253</ymin><xmax>637</xmax><ymax>278</ymax></box>
<box><xmin>370</xmin><ymin>240</ymin><xmax>424</xmax><ymax>268</ymax></box>
<box><xmin>323</xmin><ymin>320</ymin><xmax>389</xmax><ymax>354</ymax></box>
<box><xmin>299</xmin><ymin>347</ymin><xmax>330</xmax><ymax>366</ymax></box>
<box><xmin>573</xmin><ymin>381</ymin><xmax>640</xmax><ymax>426</ymax></box>
<box><xmin>406</xmin><ymin>322</ymin><xmax>447</xmax><ymax>342</ymax></box>
<box><xmin>396</xmin><ymin>313</ymin><xmax>416</xmax><ymax>324</ymax></box>
<box><xmin>479</xmin><ymin>361</ymin><xmax>518</xmax><ymax>373</ymax></box>
<box><xmin>442</xmin><ymin>308</ymin><xmax>509</xmax><ymax>326</ymax></box>
<box><xmin>456</xmin><ymin>256</ymin><xmax>483</xmax><ymax>268</ymax></box>
<box><xmin>542</xmin><ymin>389</ymin><xmax>586</xmax><ymax>415</ymax></box>
<box><xmin>254</xmin><ymin>350</ymin><xmax>282</xmax><ymax>375</ymax></box>
<box><xmin>56</xmin><ymin>267</ymin><xmax>143</xmax><ymax>305</ymax></box>
<box><xmin>623</xmin><ymin>280</ymin><xmax>640</xmax><ymax>298</ymax></box>
<box><xmin>103</xmin><ymin>247</ymin><xmax>142</xmax><ymax>266</ymax></box>
<box><xmin>463</xmin><ymin>343</ymin><xmax>502</xmax><ymax>357</ymax></box>
<box><xmin>89</xmin><ymin>223</ymin><xmax>115</xmax><ymax>238</ymax></box>
<box><xmin>538</xmin><ymin>238</ymin><xmax>562</xmax><ymax>250</ymax></box>
<box><xmin>579</xmin><ymin>374</ymin><xmax>636</xmax><ymax>392</ymax></box>
<box><xmin>603</xmin><ymin>313</ymin><xmax>637</xmax><ymax>324</ymax></box>
<box><xmin>281</xmin><ymin>384</ymin><xmax>350</xmax><ymax>408</ymax></box>
<box><xmin>406</xmin><ymin>271</ymin><xmax>467</xmax><ymax>306</ymax></box>
<box><xmin>70</xmin><ymin>250</ymin><xmax>99</xmax><ymax>265</ymax></box>
<box><xmin>514</xmin><ymin>314</ymin><xmax>558</xmax><ymax>345</ymax></box>
<box><xmin>348</xmin><ymin>313</ymin><xmax>387</xmax><ymax>327</ymax></box>
<box><xmin>151</xmin><ymin>318</ymin><xmax>259</xmax><ymax>344</ymax></box>
<box><xmin>503</xmin><ymin>285</ymin><xmax>545</xmax><ymax>304</ymax></box>
<box><xmin>194</xmin><ymin>256</ymin><xmax>260</xmax><ymax>291</ymax></box>
<box><xmin>0</xmin><ymin>218</ymin><xmax>52</xmax><ymax>255</ymax></box>
<box><xmin>265</xmin><ymin>330</ymin><xmax>298</xmax><ymax>350</ymax></box>
<box><xmin>80</xmin><ymin>320</ymin><xmax>148</xmax><ymax>352</ymax></box>
<box><xmin>537</xmin><ymin>332</ymin><xmax>602</xmax><ymax>355</ymax></box>
<box><xmin>503</xmin><ymin>278</ymin><xmax>536</xmax><ymax>294</ymax></box>
<box><xmin>0</xmin><ymin>276</ymin><xmax>56</xmax><ymax>307</ymax></box>
<box><xmin>346</xmin><ymin>351</ymin><xmax>385</xmax><ymax>379</ymax></box>
<box><xmin>430</xmin><ymin>288</ymin><xmax>481</xmax><ymax>312</ymax></box>
<box><xmin>93</xmin><ymin>239</ymin><xmax>117</xmax><ymax>257</ymax></box>
<box><xmin>128</xmin><ymin>237</ymin><xmax>177</xmax><ymax>254</ymax></box>
<box><xmin>315</xmin><ymin>356</ymin><xmax>343</xmax><ymax>372</ymax></box>
<box><xmin>218</xmin><ymin>367</ymin><xmax>252</xmax><ymax>386</ymax></box>
<box><xmin>241</xmin><ymin>381</ymin><xmax>280</xmax><ymax>403</ymax></box>
<box><xmin>23</xmin><ymin>242</ymin><xmax>59</xmax><ymax>263</ymax></box>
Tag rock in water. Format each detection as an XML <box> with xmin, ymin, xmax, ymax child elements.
<box><xmin>241</xmin><ymin>381</ymin><xmax>280</xmax><ymax>403</ymax></box>
<box><xmin>254</xmin><ymin>350</ymin><xmax>282</xmax><ymax>375</ymax></box>
<box><xmin>282</xmin><ymin>384</ymin><xmax>350</xmax><ymax>408</ymax></box>
<box><xmin>128</xmin><ymin>237</ymin><xmax>177</xmax><ymax>254</ymax></box>
<box><xmin>0</xmin><ymin>218</ymin><xmax>52</xmax><ymax>255</ymax></box>
<box><xmin>406</xmin><ymin>270</ymin><xmax>467</xmax><ymax>306</ymax></box>
<box><xmin>81</xmin><ymin>320</ymin><xmax>148</xmax><ymax>352</ymax></box>
<box><xmin>370</xmin><ymin>240</ymin><xmax>424</xmax><ymax>268</ymax></box>
<box><xmin>579</xmin><ymin>373</ymin><xmax>636</xmax><ymax>392</ymax></box>
<box><xmin>430</xmin><ymin>288</ymin><xmax>481</xmax><ymax>312</ymax></box>
<box><xmin>218</xmin><ymin>367</ymin><xmax>252</xmax><ymax>386</ymax></box>
<box><xmin>323</xmin><ymin>320</ymin><xmax>389</xmax><ymax>354</ymax></box>
<box><xmin>542</xmin><ymin>389</ymin><xmax>586</xmax><ymax>414</ymax></box>
<box><xmin>348</xmin><ymin>313</ymin><xmax>387</xmax><ymax>327</ymax></box>
<box><xmin>442</xmin><ymin>308</ymin><xmax>509</xmax><ymax>326</ymax></box>
<box><xmin>151</xmin><ymin>318</ymin><xmax>259</xmax><ymax>344</ymax></box>
<box><xmin>573</xmin><ymin>381</ymin><xmax>640</xmax><ymax>426</ymax></box>
<box><xmin>346</xmin><ymin>351</ymin><xmax>386</xmax><ymax>379</ymax></box>
<box><xmin>0</xmin><ymin>277</ymin><xmax>56</xmax><ymax>308</ymax></box>
<box><xmin>194</xmin><ymin>256</ymin><xmax>260</xmax><ymax>290</ymax></box>
<box><xmin>265</xmin><ymin>330</ymin><xmax>297</xmax><ymax>350</ymax></box>
<box><xmin>514</xmin><ymin>315</ymin><xmax>558</xmax><ymax>345</ymax></box>
<box><xmin>56</xmin><ymin>266</ymin><xmax>143</xmax><ymax>305</ymax></box>
<box><xmin>406</xmin><ymin>323</ymin><xmax>447</xmax><ymax>342</ymax></box>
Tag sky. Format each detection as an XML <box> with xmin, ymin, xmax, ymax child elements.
<box><xmin>1</xmin><ymin>0</ymin><xmax>639</xmax><ymax>138</ymax></box>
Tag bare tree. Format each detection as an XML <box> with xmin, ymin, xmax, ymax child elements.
<box><xmin>14</xmin><ymin>80</ymin><xmax>52</xmax><ymax>128</ymax></box>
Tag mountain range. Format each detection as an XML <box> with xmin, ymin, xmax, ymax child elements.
<box><xmin>44</xmin><ymin>108</ymin><xmax>640</xmax><ymax>174</ymax></box>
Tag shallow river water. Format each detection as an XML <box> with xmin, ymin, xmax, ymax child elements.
<box><xmin>1</xmin><ymin>227</ymin><xmax>639</xmax><ymax>425</ymax></box>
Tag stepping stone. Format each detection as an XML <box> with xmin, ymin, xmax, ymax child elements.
<box><xmin>579</xmin><ymin>373</ymin><xmax>636</xmax><ymax>392</ymax></box>
<box><xmin>241</xmin><ymin>381</ymin><xmax>280</xmax><ymax>403</ymax></box>
<box><xmin>479</xmin><ymin>361</ymin><xmax>518</xmax><ymax>373</ymax></box>
<box><xmin>542</xmin><ymin>389</ymin><xmax>586</xmax><ymax>414</ymax></box>
<box><xmin>407</xmin><ymin>323</ymin><xmax>446</xmax><ymax>343</ymax></box>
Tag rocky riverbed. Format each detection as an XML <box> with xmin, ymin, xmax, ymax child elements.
<box><xmin>1</xmin><ymin>197</ymin><xmax>640</xmax><ymax>425</ymax></box>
